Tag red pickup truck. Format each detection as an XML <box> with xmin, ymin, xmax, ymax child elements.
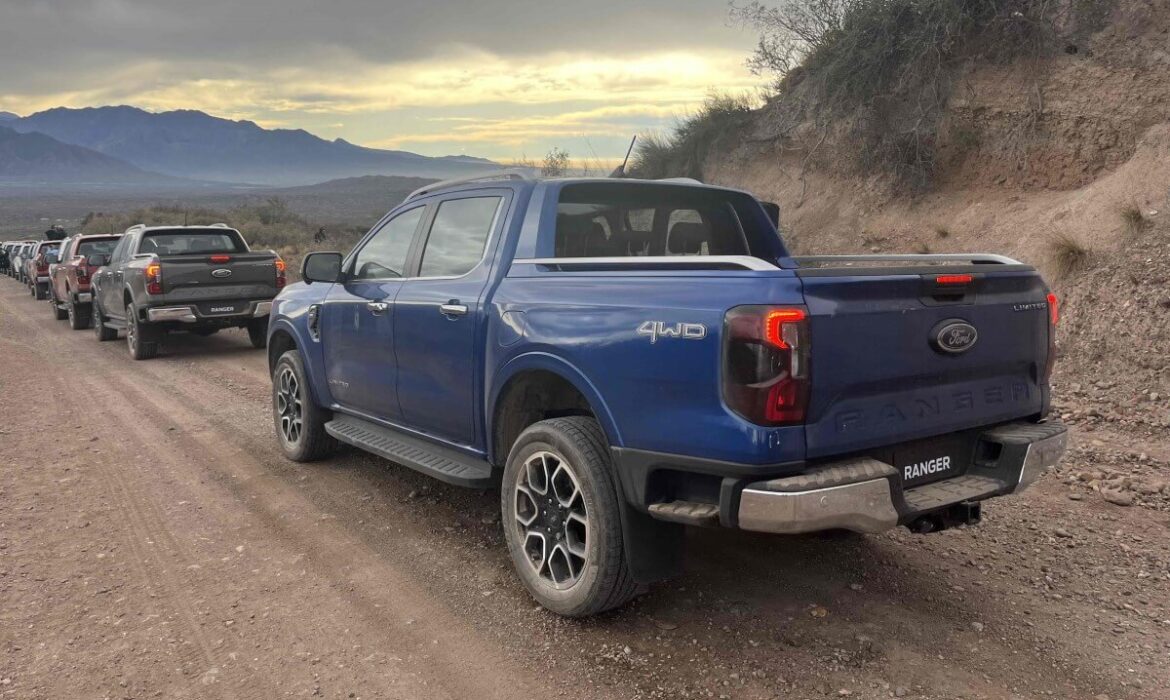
<box><xmin>48</xmin><ymin>234</ymin><xmax>121</xmax><ymax>329</ymax></box>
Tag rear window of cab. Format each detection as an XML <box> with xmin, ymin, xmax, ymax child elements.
<box><xmin>141</xmin><ymin>229</ymin><xmax>246</xmax><ymax>255</ymax></box>
<box><xmin>552</xmin><ymin>182</ymin><xmax>783</xmax><ymax>260</ymax></box>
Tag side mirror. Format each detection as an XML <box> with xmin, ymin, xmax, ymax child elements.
<box><xmin>761</xmin><ymin>201</ymin><xmax>781</xmax><ymax>228</ymax></box>
<box><xmin>88</xmin><ymin>254</ymin><xmax>109</xmax><ymax>267</ymax></box>
<box><xmin>302</xmin><ymin>252</ymin><xmax>343</xmax><ymax>284</ymax></box>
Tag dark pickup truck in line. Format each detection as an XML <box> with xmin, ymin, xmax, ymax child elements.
<box><xmin>90</xmin><ymin>224</ymin><xmax>285</xmax><ymax>359</ymax></box>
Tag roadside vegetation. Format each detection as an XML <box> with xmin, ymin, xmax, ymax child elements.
<box><xmin>1048</xmin><ymin>231</ymin><xmax>1091</xmax><ymax>278</ymax></box>
<box><xmin>634</xmin><ymin>0</ymin><xmax>1113</xmax><ymax>188</ymax></box>
<box><xmin>79</xmin><ymin>201</ymin><xmax>367</xmax><ymax>278</ymax></box>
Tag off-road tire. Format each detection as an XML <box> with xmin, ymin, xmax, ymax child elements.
<box><xmin>93</xmin><ymin>300</ymin><xmax>117</xmax><ymax>341</ymax></box>
<box><xmin>501</xmin><ymin>416</ymin><xmax>638</xmax><ymax>617</ymax></box>
<box><xmin>272</xmin><ymin>350</ymin><xmax>336</xmax><ymax>462</ymax></box>
<box><xmin>126</xmin><ymin>303</ymin><xmax>160</xmax><ymax>360</ymax></box>
<box><xmin>247</xmin><ymin>317</ymin><xmax>269</xmax><ymax>349</ymax></box>
<box><xmin>51</xmin><ymin>292</ymin><xmax>67</xmax><ymax>320</ymax></box>
<box><xmin>68</xmin><ymin>297</ymin><xmax>90</xmax><ymax>330</ymax></box>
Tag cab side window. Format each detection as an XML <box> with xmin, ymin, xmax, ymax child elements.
<box><xmin>351</xmin><ymin>206</ymin><xmax>425</xmax><ymax>280</ymax></box>
<box><xmin>418</xmin><ymin>196</ymin><xmax>502</xmax><ymax>278</ymax></box>
<box><xmin>110</xmin><ymin>236</ymin><xmax>131</xmax><ymax>264</ymax></box>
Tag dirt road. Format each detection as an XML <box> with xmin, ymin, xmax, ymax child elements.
<box><xmin>1</xmin><ymin>281</ymin><xmax>1167</xmax><ymax>700</ymax></box>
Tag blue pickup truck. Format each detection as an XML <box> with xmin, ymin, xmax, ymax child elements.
<box><xmin>267</xmin><ymin>174</ymin><xmax>1068</xmax><ymax>616</ymax></box>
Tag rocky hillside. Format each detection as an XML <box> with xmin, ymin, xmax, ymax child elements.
<box><xmin>700</xmin><ymin>0</ymin><xmax>1169</xmax><ymax>434</ymax></box>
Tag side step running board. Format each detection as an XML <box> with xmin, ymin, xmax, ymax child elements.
<box><xmin>325</xmin><ymin>414</ymin><xmax>495</xmax><ymax>488</ymax></box>
<box><xmin>648</xmin><ymin>501</ymin><xmax>720</xmax><ymax>526</ymax></box>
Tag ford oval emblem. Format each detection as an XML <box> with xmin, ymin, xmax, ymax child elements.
<box><xmin>211</xmin><ymin>268</ymin><xmax>232</xmax><ymax>278</ymax></box>
<box><xmin>932</xmin><ymin>319</ymin><xmax>978</xmax><ymax>354</ymax></box>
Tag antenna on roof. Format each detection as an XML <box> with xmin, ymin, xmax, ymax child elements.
<box><xmin>609</xmin><ymin>135</ymin><xmax>637</xmax><ymax>178</ymax></box>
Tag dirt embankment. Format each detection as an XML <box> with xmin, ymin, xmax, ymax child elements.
<box><xmin>706</xmin><ymin>0</ymin><xmax>1170</xmax><ymax>441</ymax></box>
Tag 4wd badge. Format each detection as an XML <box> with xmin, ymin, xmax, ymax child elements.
<box><xmin>637</xmin><ymin>321</ymin><xmax>707</xmax><ymax>344</ymax></box>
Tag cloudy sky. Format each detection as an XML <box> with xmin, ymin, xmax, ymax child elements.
<box><xmin>0</xmin><ymin>1</ymin><xmax>764</xmax><ymax>162</ymax></box>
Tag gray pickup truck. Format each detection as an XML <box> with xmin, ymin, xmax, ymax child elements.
<box><xmin>90</xmin><ymin>224</ymin><xmax>285</xmax><ymax>359</ymax></box>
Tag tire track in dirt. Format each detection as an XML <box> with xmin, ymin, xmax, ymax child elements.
<box><xmin>76</xmin><ymin>342</ymin><xmax>581</xmax><ymax>699</ymax></box>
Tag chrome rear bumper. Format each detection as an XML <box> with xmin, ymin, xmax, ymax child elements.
<box><xmin>737</xmin><ymin>420</ymin><xmax>1068</xmax><ymax>535</ymax></box>
<box><xmin>146</xmin><ymin>300</ymin><xmax>273</xmax><ymax>323</ymax></box>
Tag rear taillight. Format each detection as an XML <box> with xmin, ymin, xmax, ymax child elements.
<box><xmin>145</xmin><ymin>261</ymin><xmax>162</xmax><ymax>295</ymax></box>
<box><xmin>274</xmin><ymin>258</ymin><xmax>287</xmax><ymax>289</ymax></box>
<box><xmin>75</xmin><ymin>265</ymin><xmax>89</xmax><ymax>281</ymax></box>
<box><xmin>723</xmin><ymin>305</ymin><xmax>810</xmax><ymax>425</ymax></box>
<box><xmin>1043</xmin><ymin>292</ymin><xmax>1058</xmax><ymax>384</ymax></box>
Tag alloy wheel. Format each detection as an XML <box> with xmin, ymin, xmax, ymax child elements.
<box><xmin>126</xmin><ymin>309</ymin><xmax>137</xmax><ymax>353</ymax></box>
<box><xmin>275</xmin><ymin>366</ymin><xmax>303</xmax><ymax>445</ymax></box>
<box><xmin>513</xmin><ymin>451</ymin><xmax>589</xmax><ymax>589</ymax></box>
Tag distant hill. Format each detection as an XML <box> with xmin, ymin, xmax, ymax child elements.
<box><xmin>0</xmin><ymin>112</ymin><xmax>18</xmax><ymax>122</ymax></box>
<box><xmin>270</xmin><ymin>175</ymin><xmax>437</xmax><ymax>222</ymax></box>
<box><xmin>10</xmin><ymin>106</ymin><xmax>500</xmax><ymax>186</ymax></box>
<box><xmin>0</xmin><ymin>125</ymin><xmax>181</xmax><ymax>185</ymax></box>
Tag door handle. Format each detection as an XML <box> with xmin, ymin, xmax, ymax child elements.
<box><xmin>366</xmin><ymin>301</ymin><xmax>390</xmax><ymax>315</ymax></box>
<box><xmin>439</xmin><ymin>302</ymin><xmax>468</xmax><ymax>317</ymax></box>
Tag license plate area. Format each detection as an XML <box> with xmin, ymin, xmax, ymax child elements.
<box><xmin>198</xmin><ymin>302</ymin><xmax>244</xmax><ymax>316</ymax></box>
<box><xmin>891</xmin><ymin>434</ymin><xmax>973</xmax><ymax>488</ymax></box>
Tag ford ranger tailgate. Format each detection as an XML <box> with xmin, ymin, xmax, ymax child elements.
<box><xmin>795</xmin><ymin>258</ymin><xmax>1054</xmax><ymax>459</ymax></box>
<box><xmin>160</xmin><ymin>252</ymin><xmax>279</xmax><ymax>295</ymax></box>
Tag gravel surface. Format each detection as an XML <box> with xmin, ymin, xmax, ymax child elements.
<box><xmin>1</xmin><ymin>281</ymin><xmax>1167</xmax><ymax>700</ymax></box>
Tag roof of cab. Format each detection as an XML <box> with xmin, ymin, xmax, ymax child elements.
<box><xmin>404</xmin><ymin>171</ymin><xmax>752</xmax><ymax>202</ymax></box>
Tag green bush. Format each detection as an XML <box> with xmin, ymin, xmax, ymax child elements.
<box><xmin>630</xmin><ymin>93</ymin><xmax>756</xmax><ymax>180</ymax></box>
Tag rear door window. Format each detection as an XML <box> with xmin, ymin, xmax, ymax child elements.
<box><xmin>418</xmin><ymin>196</ymin><xmax>503</xmax><ymax>278</ymax></box>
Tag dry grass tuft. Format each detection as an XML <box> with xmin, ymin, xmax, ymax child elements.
<box><xmin>1120</xmin><ymin>205</ymin><xmax>1147</xmax><ymax>236</ymax></box>
<box><xmin>1049</xmin><ymin>232</ymin><xmax>1090</xmax><ymax>278</ymax></box>
<box><xmin>935</xmin><ymin>226</ymin><xmax>951</xmax><ymax>239</ymax></box>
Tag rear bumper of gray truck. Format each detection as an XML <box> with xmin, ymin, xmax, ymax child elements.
<box><xmin>146</xmin><ymin>299</ymin><xmax>273</xmax><ymax>323</ymax></box>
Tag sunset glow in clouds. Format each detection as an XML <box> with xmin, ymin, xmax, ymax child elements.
<box><xmin>0</xmin><ymin>1</ymin><xmax>762</xmax><ymax>161</ymax></box>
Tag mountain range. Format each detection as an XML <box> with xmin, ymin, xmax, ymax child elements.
<box><xmin>3</xmin><ymin>106</ymin><xmax>499</xmax><ymax>187</ymax></box>
<box><xmin>0</xmin><ymin>125</ymin><xmax>180</xmax><ymax>185</ymax></box>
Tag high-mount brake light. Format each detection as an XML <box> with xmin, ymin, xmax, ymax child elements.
<box><xmin>145</xmin><ymin>261</ymin><xmax>163</xmax><ymax>295</ymax></box>
<box><xmin>936</xmin><ymin>274</ymin><xmax>973</xmax><ymax>285</ymax></box>
<box><xmin>209</xmin><ymin>254</ymin><xmax>232</xmax><ymax>263</ymax></box>
<box><xmin>1046</xmin><ymin>292</ymin><xmax>1059</xmax><ymax>326</ymax></box>
<box><xmin>723</xmin><ymin>305</ymin><xmax>810</xmax><ymax>426</ymax></box>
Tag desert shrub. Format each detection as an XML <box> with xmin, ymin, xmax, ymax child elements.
<box><xmin>630</xmin><ymin>93</ymin><xmax>757</xmax><ymax>180</ymax></box>
<box><xmin>1120</xmin><ymin>205</ymin><xmax>1146</xmax><ymax>236</ymax></box>
<box><xmin>935</xmin><ymin>226</ymin><xmax>951</xmax><ymax>238</ymax></box>
<box><xmin>1049</xmin><ymin>231</ymin><xmax>1090</xmax><ymax>278</ymax></box>
<box><xmin>541</xmin><ymin>148</ymin><xmax>571</xmax><ymax>177</ymax></box>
